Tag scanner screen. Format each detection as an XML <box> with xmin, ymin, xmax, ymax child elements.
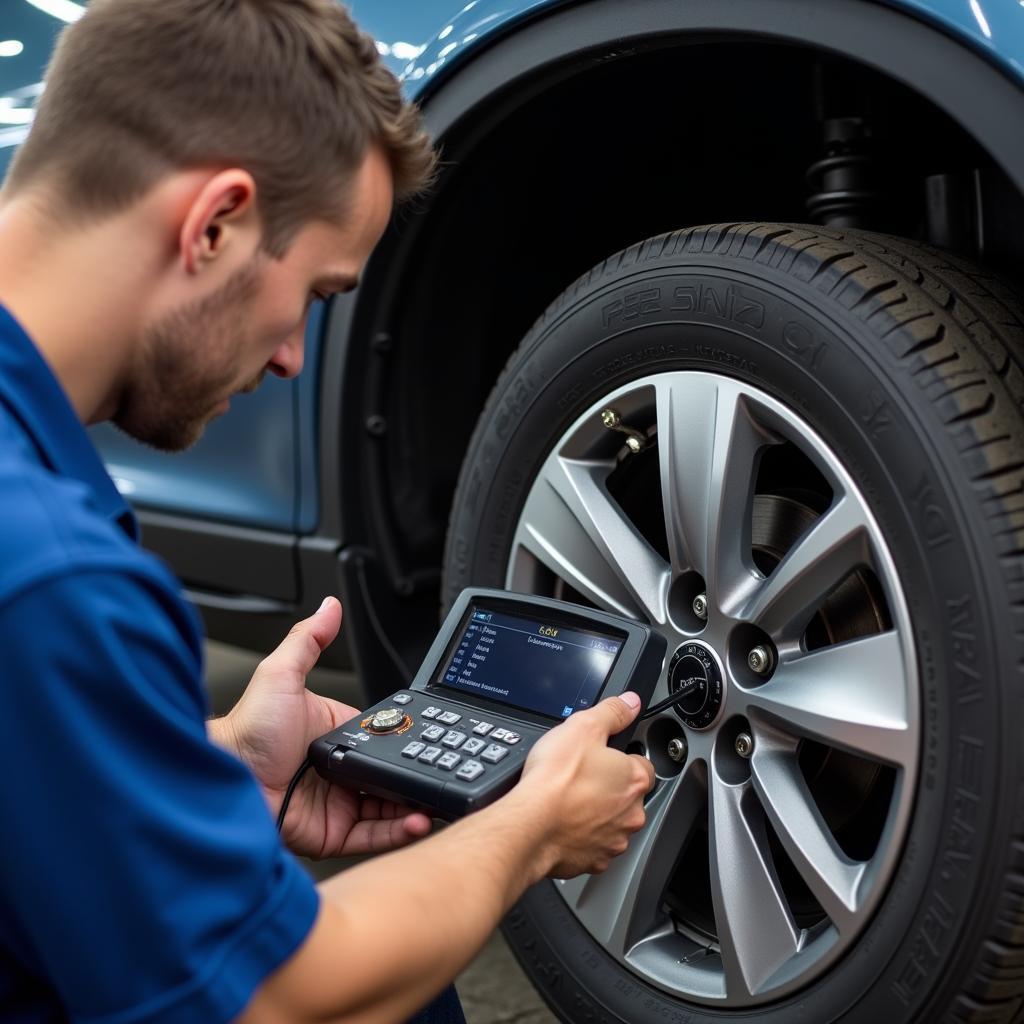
<box><xmin>436</xmin><ymin>605</ymin><xmax>624</xmax><ymax>721</ymax></box>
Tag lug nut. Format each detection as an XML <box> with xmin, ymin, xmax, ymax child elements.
<box><xmin>747</xmin><ymin>645</ymin><xmax>771</xmax><ymax>674</ymax></box>
<box><xmin>735</xmin><ymin>733</ymin><xmax>753</xmax><ymax>758</ymax></box>
<box><xmin>692</xmin><ymin>593</ymin><xmax>708</xmax><ymax>620</ymax></box>
<box><xmin>667</xmin><ymin>737</ymin><xmax>688</xmax><ymax>763</ymax></box>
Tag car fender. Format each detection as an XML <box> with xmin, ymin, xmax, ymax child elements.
<box><xmin>351</xmin><ymin>0</ymin><xmax>1024</xmax><ymax>100</ymax></box>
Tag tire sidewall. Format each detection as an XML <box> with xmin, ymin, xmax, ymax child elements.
<box><xmin>444</xmin><ymin>259</ymin><xmax>1010</xmax><ymax>1022</ymax></box>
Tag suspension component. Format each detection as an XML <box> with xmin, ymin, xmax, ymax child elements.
<box><xmin>806</xmin><ymin>117</ymin><xmax>877</xmax><ymax>228</ymax></box>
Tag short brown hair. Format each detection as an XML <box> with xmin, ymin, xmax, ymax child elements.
<box><xmin>5</xmin><ymin>0</ymin><xmax>436</xmax><ymax>255</ymax></box>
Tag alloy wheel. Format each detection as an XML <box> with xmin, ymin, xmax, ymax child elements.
<box><xmin>505</xmin><ymin>371</ymin><xmax>918</xmax><ymax>1006</ymax></box>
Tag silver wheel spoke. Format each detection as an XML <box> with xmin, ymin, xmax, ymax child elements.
<box><xmin>557</xmin><ymin>767</ymin><xmax>706</xmax><ymax>959</ymax></box>
<box><xmin>656</xmin><ymin>377</ymin><xmax>769</xmax><ymax>599</ymax></box>
<box><xmin>740</xmin><ymin>496</ymin><xmax>871</xmax><ymax>640</ymax></box>
<box><xmin>709</xmin><ymin>773</ymin><xmax>800</xmax><ymax>998</ymax></box>
<box><xmin>751</xmin><ymin>738</ymin><xmax>865</xmax><ymax>934</ymax></box>
<box><xmin>514</xmin><ymin>453</ymin><xmax>670</xmax><ymax>621</ymax></box>
<box><xmin>749</xmin><ymin>631</ymin><xmax>912</xmax><ymax>765</ymax></box>
<box><xmin>656</xmin><ymin>376</ymin><xmax>719</xmax><ymax>574</ymax></box>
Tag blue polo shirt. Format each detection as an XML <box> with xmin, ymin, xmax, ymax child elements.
<box><xmin>0</xmin><ymin>306</ymin><xmax>319</xmax><ymax>1023</ymax></box>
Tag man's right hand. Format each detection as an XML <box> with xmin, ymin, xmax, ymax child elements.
<box><xmin>511</xmin><ymin>692</ymin><xmax>656</xmax><ymax>879</ymax></box>
<box><xmin>240</xmin><ymin>692</ymin><xmax>656</xmax><ymax>1024</ymax></box>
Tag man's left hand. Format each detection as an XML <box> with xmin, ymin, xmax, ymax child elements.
<box><xmin>209</xmin><ymin>597</ymin><xmax>433</xmax><ymax>858</ymax></box>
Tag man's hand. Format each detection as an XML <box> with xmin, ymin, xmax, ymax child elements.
<box><xmin>235</xmin><ymin>688</ymin><xmax>655</xmax><ymax>1024</ymax></box>
<box><xmin>511</xmin><ymin>693</ymin><xmax>656</xmax><ymax>879</ymax></box>
<box><xmin>210</xmin><ymin>597</ymin><xmax>432</xmax><ymax>858</ymax></box>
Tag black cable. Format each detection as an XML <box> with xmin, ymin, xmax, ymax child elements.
<box><xmin>639</xmin><ymin>680</ymin><xmax>699</xmax><ymax>720</ymax></box>
<box><xmin>276</xmin><ymin>756</ymin><xmax>312</xmax><ymax>833</ymax></box>
<box><xmin>354</xmin><ymin>555</ymin><xmax>414</xmax><ymax>683</ymax></box>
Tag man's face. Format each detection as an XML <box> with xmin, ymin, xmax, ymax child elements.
<box><xmin>114</xmin><ymin>145</ymin><xmax>395</xmax><ymax>451</ymax></box>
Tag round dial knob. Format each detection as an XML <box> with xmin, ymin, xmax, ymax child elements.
<box><xmin>368</xmin><ymin>707</ymin><xmax>405</xmax><ymax>732</ymax></box>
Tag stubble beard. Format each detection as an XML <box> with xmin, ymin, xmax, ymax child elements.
<box><xmin>113</xmin><ymin>260</ymin><xmax>264</xmax><ymax>452</ymax></box>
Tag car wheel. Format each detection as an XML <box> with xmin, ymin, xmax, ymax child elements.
<box><xmin>442</xmin><ymin>224</ymin><xmax>1024</xmax><ymax>1022</ymax></box>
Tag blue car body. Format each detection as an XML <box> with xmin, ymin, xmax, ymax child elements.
<box><xmin>1</xmin><ymin>0</ymin><xmax>1022</xmax><ymax>666</ymax></box>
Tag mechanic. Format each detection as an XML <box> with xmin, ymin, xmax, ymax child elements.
<box><xmin>0</xmin><ymin>1</ymin><xmax>655</xmax><ymax>1022</ymax></box>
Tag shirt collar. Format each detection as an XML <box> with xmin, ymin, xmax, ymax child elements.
<box><xmin>0</xmin><ymin>305</ymin><xmax>139</xmax><ymax>541</ymax></box>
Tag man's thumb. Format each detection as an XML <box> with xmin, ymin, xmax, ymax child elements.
<box><xmin>579</xmin><ymin>691</ymin><xmax>642</xmax><ymax>737</ymax></box>
<box><xmin>267</xmin><ymin>596</ymin><xmax>343</xmax><ymax>676</ymax></box>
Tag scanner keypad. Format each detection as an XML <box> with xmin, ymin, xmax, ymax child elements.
<box><xmin>359</xmin><ymin>693</ymin><xmax>524</xmax><ymax>792</ymax></box>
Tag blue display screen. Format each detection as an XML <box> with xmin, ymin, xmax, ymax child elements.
<box><xmin>436</xmin><ymin>606</ymin><xmax>624</xmax><ymax>721</ymax></box>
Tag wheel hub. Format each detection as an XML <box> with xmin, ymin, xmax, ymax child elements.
<box><xmin>668</xmin><ymin>641</ymin><xmax>724</xmax><ymax>729</ymax></box>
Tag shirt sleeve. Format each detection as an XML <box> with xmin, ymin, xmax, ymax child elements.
<box><xmin>0</xmin><ymin>566</ymin><xmax>320</xmax><ymax>1024</ymax></box>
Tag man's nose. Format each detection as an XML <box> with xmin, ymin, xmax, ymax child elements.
<box><xmin>267</xmin><ymin>325</ymin><xmax>305</xmax><ymax>379</ymax></box>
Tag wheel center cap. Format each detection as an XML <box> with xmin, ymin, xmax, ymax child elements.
<box><xmin>668</xmin><ymin>640</ymin><xmax>724</xmax><ymax>730</ymax></box>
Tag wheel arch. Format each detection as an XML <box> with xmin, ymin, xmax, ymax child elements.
<box><xmin>323</xmin><ymin>0</ymin><xmax>1024</xmax><ymax>688</ymax></box>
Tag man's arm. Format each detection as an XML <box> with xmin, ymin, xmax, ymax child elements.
<box><xmin>239</xmin><ymin>695</ymin><xmax>653</xmax><ymax>1023</ymax></box>
<box><xmin>0</xmin><ymin>568</ymin><xmax>322</xmax><ymax>1024</ymax></box>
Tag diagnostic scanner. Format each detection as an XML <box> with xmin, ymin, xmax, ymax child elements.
<box><xmin>308</xmin><ymin>588</ymin><xmax>666</xmax><ymax>819</ymax></box>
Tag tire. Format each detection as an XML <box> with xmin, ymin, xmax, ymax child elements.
<box><xmin>442</xmin><ymin>224</ymin><xmax>1024</xmax><ymax>1023</ymax></box>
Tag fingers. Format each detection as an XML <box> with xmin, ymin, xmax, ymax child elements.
<box><xmin>566</xmin><ymin>691</ymin><xmax>643</xmax><ymax>739</ymax></box>
<box><xmin>536</xmin><ymin>744</ymin><xmax>653</xmax><ymax>880</ymax></box>
<box><xmin>261</xmin><ymin>596</ymin><xmax>343</xmax><ymax>680</ymax></box>
<box><xmin>629</xmin><ymin>752</ymin><xmax>656</xmax><ymax>794</ymax></box>
<box><xmin>359</xmin><ymin>795</ymin><xmax>405</xmax><ymax>821</ymax></box>
<box><xmin>341</xmin><ymin>813</ymin><xmax>433</xmax><ymax>856</ymax></box>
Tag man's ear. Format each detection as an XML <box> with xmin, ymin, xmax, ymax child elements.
<box><xmin>179</xmin><ymin>169</ymin><xmax>259</xmax><ymax>275</ymax></box>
